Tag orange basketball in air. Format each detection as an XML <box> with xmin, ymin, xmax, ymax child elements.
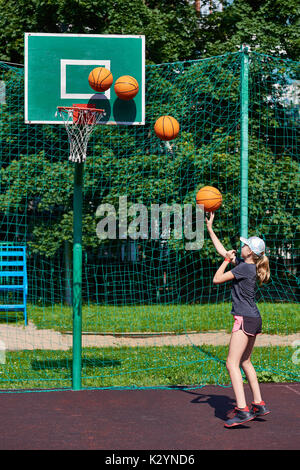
<box><xmin>88</xmin><ymin>67</ymin><xmax>113</xmax><ymax>92</ymax></box>
<box><xmin>196</xmin><ymin>186</ymin><xmax>222</xmax><ymax>212</ymax></box>
<box><xmin>154</xmin><ymin>116</ymin><xmax>180</xmax><ymax>141</ymax></box>
<box><xmin>114</xmin><ymin>75</ymin><xmax>139</xmax><ymax>100</ymax></box>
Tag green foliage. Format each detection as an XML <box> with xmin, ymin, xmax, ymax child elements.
<box><xmin>0</xmin><ymin>51</ymin><xmax>298</xmax><ymax>262</ymax></box>
<box><xmin>0</xmin><ymin>0</ymin><xmax>199</xmax><ymax>64</ymax></box>
<box><xmin>1</xmin><ymin>345</ymin><xmax>298</xmax><ymax>390</ymax></box>
<box><xmin>23</xmin><ymin>302</ymin><xmax>300</xmax><ymax>334</ymax></box>
<box><xmin>0</xmin><ymin>0</ymin><xmax>299</xmax><ymax>64</ymax></box>
<box><xmin>0</xmin><ymin>29</ymin><xmax>299</xmax><ymax>390</ymax></box>
<box><xmin>198</xmin><ymin>0</ymin><xmax>300</xmax><ymax>60</ymax></box>
<box><xmin>1</xmin><ymin>129</ymin><xmax>297</xmax><ymax>257</ymax></box>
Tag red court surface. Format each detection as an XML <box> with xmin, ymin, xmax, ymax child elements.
<box><xmin>0</xmin><ymin>383</ymin><xmax>299</xmax><ymax>450</ymax></box>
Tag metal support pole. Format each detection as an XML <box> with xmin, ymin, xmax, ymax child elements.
<box><xmin>240</xmin><ymin>45</ymin><xmax>249</xmax><ymax>248</ymax></box>
<box><xmin>72</xmin><ymin>162</ymin><xmax>84</xmax><ymax>390</ymax></box>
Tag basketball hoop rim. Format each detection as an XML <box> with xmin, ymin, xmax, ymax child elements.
<box><xmin>57</xmin><ymin>105</ymin><xmax>105</xmax><ymax>114</ymax></box>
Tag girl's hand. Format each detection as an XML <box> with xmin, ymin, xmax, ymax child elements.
<box><xmin>205</xmin><ymin>212</ymin><xmax>215</xmax><ymax>231</ymax></box>
<box><xmin>225</xmin><ymin>249</ymin><xmax>236</xmax><ymax>263</ymax></box>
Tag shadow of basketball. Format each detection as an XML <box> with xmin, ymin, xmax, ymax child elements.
<box><xmin>88</xmin><ymin>95</ymin><xmax>111</xmax><ymax>123</ymax></box>
<box><xmin>113</xmin><ymin>98</ymin><xmax>137</xmax><ymax>124</ymax></box>
<box><xmin>88</xmin><ymin>95</ymin><xmax>137</xmax><ymax>124</ymax></box>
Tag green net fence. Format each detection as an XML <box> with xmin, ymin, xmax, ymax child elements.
<box><xmin>0</xmin><ymin>50</ymin><xmax>299</xmax><ymax>391</ymax></box>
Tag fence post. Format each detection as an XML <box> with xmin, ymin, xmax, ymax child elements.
<box><xmin>240</xmin><ymin>45</ymin><xmax>249</xmax><ymax>246</ymax></box>
<box><xmin>72</xmin><ymin>162</ymin><xmax>84</xmax><ymax>390</ymax></box>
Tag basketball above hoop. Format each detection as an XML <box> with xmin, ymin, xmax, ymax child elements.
<box><xmin>87</xmin><ymin>67</ymin><xmax>139</xmax><ymax>102</ymax></box>
<box><xmin>88</xmin><ymin>67</ymin><xmax>113</xmax><ymax>92</ymax></box>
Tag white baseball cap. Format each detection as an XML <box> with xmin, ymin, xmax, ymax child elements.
<box><xmin>240</xmin><ymin>236</ymin><xmax>266</xmax><ymax>257</ymax></box>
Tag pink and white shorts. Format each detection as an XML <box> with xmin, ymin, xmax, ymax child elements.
<box><xmin>232</xmin><ymin>315</ymin><xmax>262</xmax><ymax>336</ymax></box>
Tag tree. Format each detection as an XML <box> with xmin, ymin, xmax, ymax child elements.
<box><xmin>197</xmin><ymin>0</ymin><xmax>300</xmax><ymax>60</ymax></box>
<box><xmin>0</xmin><ymin>0</ymin><xmax>199</xmax><ymax>64</ymax></box>
<box><xmin>1</xmin><ymin>52</ymin><xmax>298</xmax><ymax>259</ymax></box>
<box><xmin>0</xmin><ymin>0</ymin><xmax>298</xmax><ymax>64</ymax></box>
<box><xmin>0</xmin><ymin>4</ymin><xmax>299</xmax><ymax>304</ymax></box>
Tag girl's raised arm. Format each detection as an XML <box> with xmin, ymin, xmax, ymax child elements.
<box><xmin>205</xmin><ymin>212</ymin><xmax>227</xmax><ymax>258</ymax></box>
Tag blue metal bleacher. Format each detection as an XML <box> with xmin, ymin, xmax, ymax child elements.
<box><xmin>0</xmin><ymin>246</ymin><xmax>28</xmax><ymax>325</ymax></box>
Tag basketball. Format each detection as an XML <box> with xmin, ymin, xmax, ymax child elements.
<box><xmin>196</xmin><ymin>186</ymin><xmax>222</xmax><ymax>212</ymax></box>
<box><xmin>154</xmin><ymin>116</ymin><xmax>180</xmax><ymax>141</ymax></box>
<box><xmin>114</xmin><ymin>75</ymin><xmax>139</xmax><ymax>100</ymax></box>
<box><xmin>88</xmin><ymin>67</ymin><xmax>113</xmax><ymax>92</ymax></box>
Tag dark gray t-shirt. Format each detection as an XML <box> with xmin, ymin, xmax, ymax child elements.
<box><xmin>230</xmin><ymin>257</ymin><xmax>261</xmax><ymax>318</ymax></box>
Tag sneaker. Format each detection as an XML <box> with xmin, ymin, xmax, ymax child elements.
<box><xmin>251</xmin><ymin>401</ymin><xmax>271</xmax><ymax>417</ymax></box>
<box><xmin>224</xmin><ymin>406</ymin><xmax>255</xmax><ymax>428</ymax></box>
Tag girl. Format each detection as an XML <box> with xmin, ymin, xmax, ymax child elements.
<box><xmin>206</xmin><ymin>212</ymin><xmax>271</xmax><ymax>428</ymax></box>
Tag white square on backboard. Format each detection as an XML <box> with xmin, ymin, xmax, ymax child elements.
<box><xmin>60</xmin><ymin>59</ymin><xmax>111</xmax><ymax>100</ymax></box>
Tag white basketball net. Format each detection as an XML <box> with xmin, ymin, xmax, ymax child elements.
<box><xmin>56</xmin><ymin>106</ymin><xmax>105</xmax><ymax>163</ymax></box>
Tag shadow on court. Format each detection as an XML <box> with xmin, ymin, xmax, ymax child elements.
<box><xmin>0</xmin><ymin>383</ymin><xmax>299</xmax><ymax>450</ymax></box>
<box><xmin>176</xmin><ymin>387</ymin><xmax>236</xmax><ymax>421</ymax></box>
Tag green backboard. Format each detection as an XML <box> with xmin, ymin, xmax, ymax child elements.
<box><xmin>25</xmin><ymin>33</ymin><xmax>145</xmax><ymax>125</ymax></box>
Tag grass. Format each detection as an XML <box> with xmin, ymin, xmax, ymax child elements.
<box><xmin>0</xmin><ymin>302</ymin><xmax>298</xmax><ymax>391</ymax></box>
<box><xmin>0</xmin><ymin>345</ymin><xmax>299</xmax><ymax>391</ymax></box>
<box><xmin>2</xmin><ymin>302</ymin><xmax>299</xmax><ymax>335</ymax></box>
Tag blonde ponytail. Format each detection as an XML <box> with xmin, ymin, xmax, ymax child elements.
<box><xmin>252</xmin><ymin>253</ymin><xmax>270</xmax><ymax>286</ymax></box>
